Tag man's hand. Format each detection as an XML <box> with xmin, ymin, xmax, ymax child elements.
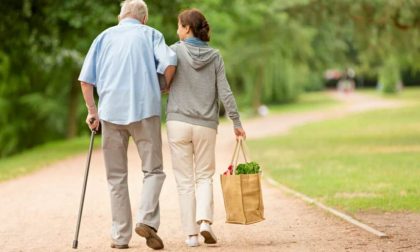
<box><xmin>234</xmin><ymin>127</ymin><xmax>246</xmax><ymax>140</ymax></box>
<box><xmin>158</xmin><ymin>74</ymin><xmax>168</xmax><ymax>94</ymax></box>
<box><xmin>161</xmin><ymin>87</ymin><xmax>170</xmax><ymax>94</ymax></box>
<box><xmin>86</xmin><ymin>112</ymin><xmax>100</xmax><ymax>131</ymax></box>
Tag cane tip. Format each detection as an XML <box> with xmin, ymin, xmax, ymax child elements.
<box><xmin>72</xmin><ymin>240</ymin><xmax>78</xmax><ymax>249</ymax></box>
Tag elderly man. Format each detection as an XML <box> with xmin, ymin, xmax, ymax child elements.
<box><xmin>78</xmin><ymin>0</ymin><xmax>176</xmax><ymax>249</ymax></box>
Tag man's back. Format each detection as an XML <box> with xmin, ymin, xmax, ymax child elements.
<box><xmin>79</xmin><ymin>18</ymin><xmax>176</xmax><ymax>125</ymax></box>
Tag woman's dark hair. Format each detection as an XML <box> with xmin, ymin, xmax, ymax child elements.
<box><xmin>178</xmin><ymin>9</ymin><xmax>210</xmax><ymax>42</ymax></box>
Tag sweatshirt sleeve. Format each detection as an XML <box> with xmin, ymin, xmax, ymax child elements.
<box><xmin>216</xmin><ymin>54</ymin><xmax>242</xmax><ymax>128</ymax></box>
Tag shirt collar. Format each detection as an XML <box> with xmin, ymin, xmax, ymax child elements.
<box><xmin>185</xmin><ymin>37</ymin><xmax>208</xmax><ymax>47</ymax></box>
<box><xmin>119</xmin><ymin>18</ymin><xmax>141</xmax><ymax>25</ymax></box>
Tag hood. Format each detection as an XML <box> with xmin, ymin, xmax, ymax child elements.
<box><xmin>180</xmin><ymin>42</ymin><xmax>219</xmax><ymax>70</ymax></box>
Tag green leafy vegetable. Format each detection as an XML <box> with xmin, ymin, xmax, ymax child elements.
<box><xmin>235</xmin><ymin>161</ymin><xmax>261</xmax><ymax>175</ymax></box>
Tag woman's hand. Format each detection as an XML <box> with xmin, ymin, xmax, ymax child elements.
<box><xmin>234</xmin><ymin>127</ymin><xmax>246</xmax><ymax>139</ymax></box>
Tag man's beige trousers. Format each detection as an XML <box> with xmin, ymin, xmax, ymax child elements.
<box><xmin>102</xmin><ymin>116</ymin><xmax>165</xmax><ymax>245</ymax></box>
<box><xmin>167</xmin><ymin>120</ymin><xmax>217</xmax><ymax>236</ymax></box>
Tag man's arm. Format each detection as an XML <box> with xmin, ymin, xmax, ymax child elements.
<box><xmin>81</xmin><ymin>82</ymin><xmax>100</xmax><ymax>130</ymax></box>
<box><xmin>164</xmin><ymin>65</ymin><xmax>176</xmax><ymax>89</ymax></box>
<box><xmin>78</xmin><ymin>35</ymin><xmax>102</xmax><ymax>130</ymax></box>
<box><xmin>153</xmin><ymin>30</ymin><xmax>177</xmax><ymax>91</ymax></box>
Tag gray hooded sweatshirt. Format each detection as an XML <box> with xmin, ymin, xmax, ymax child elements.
<box><xmin>166</xmin><ymin>41</ymin><xmax>242</xmax><ymax>130</ymax></box>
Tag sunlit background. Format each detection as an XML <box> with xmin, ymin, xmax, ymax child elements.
<box><xmin>0</xmin><ymin>0</ymin><xmax>419</xmax><ymax>157</ymax></box>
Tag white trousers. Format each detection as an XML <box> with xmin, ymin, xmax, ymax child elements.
<box><xmin>167</xmin><ymin>121</ymin><xmax>217</xmax><ymax>236</ymax></box>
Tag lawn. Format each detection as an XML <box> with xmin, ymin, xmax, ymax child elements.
<box><xmin>268</xmin><ymin>91</ymin><xmax>338</xmax><ymax>114</ymax></box>
<box><xmin>234</xmin><ymin>91</ymin><xmax>338</xmax><ymax>120</ymax></box>
<box><xmin>249</xmin><ymin>87</ymin><xmax>420</xmax><ymax>213</ymax></box>
<box><xmin>0</xmin><ymin>135</ymin><xmax>101</xmax><ymax>182</ymax></box>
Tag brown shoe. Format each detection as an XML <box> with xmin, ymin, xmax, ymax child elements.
<box><xmin>110</xmin><ymin>243</ymin><xmax>129</xmax><ymax>249</ymax></box>
<box><xmin>135</xmin><ymin>223</ymin><xmax>164</xmax><ymax>250</ymax></box>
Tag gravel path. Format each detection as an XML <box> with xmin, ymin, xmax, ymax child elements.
<box><xmin>0</xmin><ymin>91</ymin><xmax>418</xmax><ymax>252</ymax></box>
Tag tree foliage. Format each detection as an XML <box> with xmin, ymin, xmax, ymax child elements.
<box><xmin>0</xmin><ymin>0</ymin><xmax>419</xmax><ymax>157</ymax></box>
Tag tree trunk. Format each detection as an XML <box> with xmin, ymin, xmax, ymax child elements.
<box><xmin>67</xmin><ymin>75</ymin><xmax>79</xmax><ymax>138</ymax></box>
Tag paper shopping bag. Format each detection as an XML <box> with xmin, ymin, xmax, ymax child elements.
<box><xmin>220</xmin><ymin>138</ymin><xmax>264</xmax><ymax>224</ymax></box>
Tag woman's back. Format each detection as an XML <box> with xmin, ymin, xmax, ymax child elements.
<box><xmin>167</xmin><ymin>41</ymin><xmax>230</xmax><ymax>129</ymax></box>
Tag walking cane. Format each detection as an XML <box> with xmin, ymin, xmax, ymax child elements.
<box><xmin>72</xmin><ymin>119</ymin><xmax>97</xmax><ymax>249</ymax></box>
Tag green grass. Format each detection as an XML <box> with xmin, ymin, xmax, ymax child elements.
<box><xmin>0</xmin><ymin>135</ymin><xmax>101</xmax><ymax>182</ymax></box>
<box><xmin>249</xmin><ymin>87</ymin><xmax>420</xmax><ymax>213</ymax></box>
<box><xmin>359</xmin><ymin>87</ymin><xmax>420</xmax><ymax>101</ymax></box>
<box><xmin>235</xmin><ymin>91</ymin><xmax>338</xmax><ymax>120</ymax></box>
<box><xmin>268</xmin><ymin>91</ymin><xmax>338</xmax><ymax>114</ymax></box>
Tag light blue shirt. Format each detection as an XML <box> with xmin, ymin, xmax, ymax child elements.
<box><xmin>78</xmin><ymin>18</ymin><xmax>177</xmax><ymax>125</ymax></box>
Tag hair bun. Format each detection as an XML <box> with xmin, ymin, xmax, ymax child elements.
<box><xmin>201</xmin><ymin>20</ymin><xmax>209</xmax><ymax>29</ymax></box>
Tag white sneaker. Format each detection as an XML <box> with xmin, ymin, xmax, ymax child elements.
<box><xmin>185</xmin><ymin>235</ymin><xmax>199</xmax><ymax>247</ymax></box>
<box><xmin>199</xmin><ymin>222</ymin><xmax>217</xmax><ymax>244</ymax></box>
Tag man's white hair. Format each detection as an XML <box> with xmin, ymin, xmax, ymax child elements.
<box><xmin>119</xmin><ymin>0</ymin><xmax>148</xmax><ymax>22</ymax></box>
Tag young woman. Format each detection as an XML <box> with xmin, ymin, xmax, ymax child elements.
<box><xmin>166</xmin><ymin>9</ymin><xmax>246</xmax><ymax>247</ymax></box>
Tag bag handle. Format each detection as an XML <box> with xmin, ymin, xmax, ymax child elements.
<box><xmin>240</xmin><ymin>137</ymin><xmax>252</xmax><ymax>161</ymax></box>
<box><xmin>230</xmin><ymin>139</ymin><xmax>240</xmax><ymax>166</ymax></box>
<box><xmin>233</xmin><ymin>137</ymin><xmax>250</xmax><ymax>171</ymax></box>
